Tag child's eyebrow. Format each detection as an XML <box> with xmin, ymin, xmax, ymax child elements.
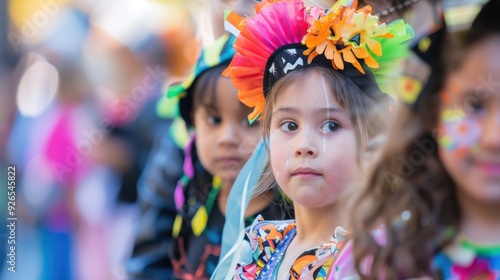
<box><xmin>273</xmin><ymin>107</ymin><xmax>345</xmax><ymax>115</ymax></box>
<box><xmin>273</xmin><ymin>107</ymin><xmax>298</xmax><ymax>115</ymax></box>
<box><xmin>200</xmin><ymin>103</ymin><xmax>219</xmax><ymax>111</ymax></box>
<box><xmin>317</xmin><ymin>107</ymin><xmax>346</xmax><ymax>115</ymax></box>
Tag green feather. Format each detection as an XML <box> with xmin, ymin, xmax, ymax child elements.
<box><xmin>369</xmin><ymin>22</ymin><xmax>414</xmax><ymax>96</ymax></box>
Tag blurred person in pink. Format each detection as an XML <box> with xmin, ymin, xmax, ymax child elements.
<box><xmin>81</xmin><ymin>2</ymin><xmax>191</xmax><ymax>277</ymax></box>
<box><xmin>4</xmin><ymin>6</ymin><xmax>103</xmax><ymax>279</ymax></box>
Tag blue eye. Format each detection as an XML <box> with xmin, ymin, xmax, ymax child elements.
<box><xmin>321</xmin><ymin>121</ymin><xmax>341</xmax><ymax>133</ymax></box>
<box><xmin>280</xmin><ymin>121</ymin><xmax>298</xmax><ymax>132</ymax></box>
<box><xmin>207</xmin><ymin>115</ymin><xmax>222</xmax><ymax>125</ymax></box>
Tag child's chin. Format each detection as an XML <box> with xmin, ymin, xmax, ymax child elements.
<box><xmin>217</xmin><ymin>169</ymin><xmax>241</xmax><ymax>184</ymax></box>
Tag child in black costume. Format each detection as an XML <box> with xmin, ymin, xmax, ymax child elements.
<box><xmin>127</xmin><ymin>34</ymin><xmax>290</xmax><ymax>280</ymax></box>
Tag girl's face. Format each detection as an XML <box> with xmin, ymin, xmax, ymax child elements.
<box><xmin>194</xmin><ymin>76</ymin><xmax>259</xmax><ymax>183</ymax></box>
<box><xmin>269</xmin><ymin>72</ymin><xmax>361</xmax><ymax>209</ymax></box>
<box><xmin>438</xmin><ymin>36</ymin><xmax>500</xmax><ymax>203</ymax></box>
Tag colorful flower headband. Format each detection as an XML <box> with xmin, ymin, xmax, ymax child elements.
<box><xmin>224</xmin><ymin>0</ymin><xmax>413</xmax><ymax>123</ymax></box>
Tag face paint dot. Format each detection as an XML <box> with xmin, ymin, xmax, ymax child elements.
<box><xmin>458</xmin><ymin>123</ymin><xmax>469</xmax><ymax>135</ymax></box>
<box><xmin>438</xmin><ymin>135</ymin><xmax>454</xmax><ymax>150</ymax></box>
<box><xmin>401</xmin><ymin>210</ymin><xmax>411</xmax><ymax>221</ymax></box>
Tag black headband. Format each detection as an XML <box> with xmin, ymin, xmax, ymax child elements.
<box><xmin>263</xmin><ymin>43</ymin><xmax>386</xmax><ymax>102</ymax></box>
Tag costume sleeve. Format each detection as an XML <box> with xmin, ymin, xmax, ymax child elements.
<box><xmin>125</xmin><ymin>128</ymin><xmax>184</xmax><ymax>279</ymax></box>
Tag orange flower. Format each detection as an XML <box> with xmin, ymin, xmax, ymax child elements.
<box><xmin>303</xmin><ymin>11</ymin><xmax>338</xmax><ymax>53</ymax></box>
<box><xmin>302</xmin><ymin>1</ymin><xmax>395</xmax><ymax>74</ymax></box>
<box><xmin>255</xmin><ymin>0</ymin><xmax>288</xmax><ymax>13</ymax></box>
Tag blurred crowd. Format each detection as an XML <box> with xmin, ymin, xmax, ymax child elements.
<box><xmin>0</xmin><ymin>0</ymin><xmax>208</xmax><ymax>279</ymax></box>
<box><xmin>0</xmin><ymin>0</ymin><xmax>496</xmax><ymax>280</ymax></box>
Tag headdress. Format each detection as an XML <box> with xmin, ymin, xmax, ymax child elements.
<box><xmin>214</xmin><ymin>1</ymin><xmax>413</xmax><ymax>278</ymax></box>
<box><xmin>166</xmin><ymin>34</ymin><xmax>236</xmax><ymax>127</ymax></box>
<box><xmin>224</xmin><ymin>0</ymin><xmax>413</xmax><ymax>123</ymax></box>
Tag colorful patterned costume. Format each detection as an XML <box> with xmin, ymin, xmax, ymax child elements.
<box><xmin>235</xmin><ymin>216</ymin><xmax>351</xmax><ymax>280</ymax></box>
<box><xmin>435</xmin><ymin>238</ymin><xmax>500</xmax><ymax>280</ymax></box>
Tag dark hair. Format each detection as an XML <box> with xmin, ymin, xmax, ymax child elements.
<box><xmin>179</xmin><ymin>61</ymin><xmax>231</xmax><ymax>126</ymax></box>
<box><xmin>253</xmin><ymin>66</ymin><xmax>389</xmax><ymax>198</ymax></box>
<box><xmin>351</xmin><ymin>1</ymin><xmax>500</xmax><ymax>278</ymax></box>
<box><xmin>466</xmin><ymin>0</ymin><xmax>500</xmax><ymax>45</ymax></box>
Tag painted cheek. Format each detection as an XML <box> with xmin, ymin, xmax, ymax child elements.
<box><xmin>438</xmin><ymin>109</ymin><xmax>482</xmax><ymax>158</ymax></box>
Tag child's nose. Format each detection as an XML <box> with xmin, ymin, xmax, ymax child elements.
<box><xmin>218</xmin><ymin>122</ymin><xmax>238</xmax><ymax>146</ymax></box>
<box><xmin>294</xmin><ymin>131</ymin><xmax>318</xmax><ymax>157</ymax></box>
<box><xmin>480</xmin><ymin>110</ymin><xmax>500</xmax><ymax>150</ymax></box>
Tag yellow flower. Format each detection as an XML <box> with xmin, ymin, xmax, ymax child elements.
<box><xmin>303</xmin><ymin>2</ymin><xmax>395</xmax><ymax>74</ymax></box>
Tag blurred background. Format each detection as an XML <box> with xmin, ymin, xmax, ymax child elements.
<box><xmin>0</xmin><ymin>0</ymin><xmax>236</xmax><ymax>279</ymax></box>
<box><xmin>0</xmin><ymin>0</ymin><xmax>483</xmax><ymax>279</ymax></box>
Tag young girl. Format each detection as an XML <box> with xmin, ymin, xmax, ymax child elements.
<box><xmin>128</xmin><ymin>34</ymin><xmax>289</xmax><ymax>279</ymax></box>
<box><xmin>351</xmin><ymin>0</ymin><xmax>500</xmax><ymax>278</ymax></box>
<box><xmin>217</xmin><ymin>0</ymin><xmax>412</xmax><ymax>278</ymax></box>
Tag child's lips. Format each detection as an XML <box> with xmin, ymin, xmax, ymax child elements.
<box><xmin>216</xmin><ymin>157</ymin><xmax>242</xmax><ymax>166</ymax></box>
<box><xmin>291</xmin><ymin>167</ymin><xmax>322</xmax><ymax>178</ymax></box>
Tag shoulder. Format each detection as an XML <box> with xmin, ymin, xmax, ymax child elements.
<box><xmin>235</xmin><ymin>216</ymin><xmax>296</xmax><ymax>280</ymax></box>
<box><xmin>326</xmin><ymin>226</ymin><xmax>386</xmax><ymax>280</ymax></box>
<box><xmin>246</xmin><ymin>215</ymin><xmax>296</xmax><ymax>250</ymax></box>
